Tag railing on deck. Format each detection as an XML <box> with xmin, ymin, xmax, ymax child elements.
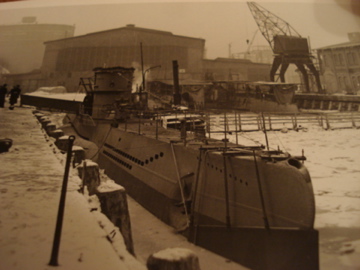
<box><xmin>114</xmin><ymin>110</ymin><xmax>360</xmax><ymax>146</ymax></box>
<box><xmin>319</xmin><ymin>112</ymin><xmax>360</xmax><ymax>130</ymax></box>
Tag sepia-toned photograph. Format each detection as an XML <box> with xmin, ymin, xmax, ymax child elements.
<box><xmin>0</xmin><ymin>0</ymin><xmax>359</xmax><ymax>269</ymax></box>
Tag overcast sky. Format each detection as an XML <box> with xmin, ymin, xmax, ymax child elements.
<box><xmin>0</xmin><ymin>0</ymin><xmax>359</xmax><ymax>59</ymax></box>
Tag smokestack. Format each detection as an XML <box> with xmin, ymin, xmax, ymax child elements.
<box><xmin>172</xmin><ymin>60</ymin><xmax>181</xmax><ymax>106</ymax></box>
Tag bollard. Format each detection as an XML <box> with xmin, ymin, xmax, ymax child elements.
<box><xmin>49</xmin><ymin>135</ymin><xmax>75</xmax><ymax>266</ymax></box>
<box><xmin>55</xmin><ymin>135</ymin><xmax>70</xmax><ymax>152</ymax></box>
<box><xmin>34</xmin><ymin>112</ymin><xmax>45</xmax><ymax>120</ymax></box>
<box><xmin>77</xmin><ymin>161</ymin><xmax>134</xmax><ymax>255</ymax></box>
<box><xmin>45</xmin><ymin>123</ymin><xmax>57</xmax><ymax>135</ymax></box>
<box><xmin>77</xmin><ymin>160</ymin><xmax>100</xmax><ymax>195</ymax></box>
<box><xmin>41</xmin><ymin>120</ymin><xmax>52</xmax><ymax>130</ymax></box>
<box><xmin>96</xmin><ymin>181</ymin><xmax>134</xmax><ymax>255</ymax></box>
<box><xmin>72</xmin><ymin>146</ymin><xmax>85</xmax><ymax>168</ymax></box>
<box><xmin>39</xmin><ymin>116</ymin><xmax>51</xmax><ymax>128</ymax></box>
<box><xmin>49</xmin><ymin>129</ymin><xmax>64</xmax><ymax>140</ymax></box>
<box><xmin>147</xmin><ymin>248</ymin><xmax>201</xmax><ymax>270</ymax></box>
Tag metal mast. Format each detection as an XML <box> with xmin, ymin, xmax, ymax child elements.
<box><xmin>247</xmin><ymin>2</ymin><xmax>324</xmax><ymax>93</ymax></box>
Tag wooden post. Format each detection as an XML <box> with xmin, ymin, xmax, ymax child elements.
<box><xmin>39</xmin><ymin>116</ymin><xmax>48</xmax><ymax>122</ymax></box>
<box><xmin>45</xmin><ymin>123</ymin><xmax>56</xmax><ymax>135</ymax></box>
<box><xmin>49</xmin><ymin>129</ymin><xmax>64</xmax><ymax>140</ymax></box>
<box><xmin>34</xmin><ymin>112</ymin><xmax>45</xmax><ymax>120</ymax></box>
<box><xmin>147</xmin><ymin>248</ymin><xmax>201</xmax><ymax>270</ymax></box>
<box><xmin>40</xmin><ymin>118</ymin><xmax>51</xmax><ymax>129</ymax></box>
<box><xmin>55</xmin><ymin>135</ymin><xmax>70</xmax><ymax>152</ymax></box>
<box><xmin>96</xmin><ymin>181</ymin><xmax>134</xmax><ymax>256</ymax></box>
<box><xmin>77</xmin><ymin>160</ymin><xmax>100</xmax><ymax>195</ymax></box>
<box><xmin>72</xmin><ymin>146</ymin><xmax>85</xmax><ymax>168</ymax></box>
<box><xmin>77</xmin><ymin>161</ymin><xmax>135</xmax><ymax>255</ymax></box>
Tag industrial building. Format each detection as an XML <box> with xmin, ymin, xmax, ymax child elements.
<box><xmin>3</xmin><ymin>24</ymin><xmax>271</xmax><ymax>93</ymax></box>
<box><xmin>203</xmin><ymin>57</ymin><xmax>270</xmax><ymax>81</ymax></box>
<box><xmin>317</xmin><ymin>32</ymin><xmax>360</xmax><ymax>94</ymax></box>
<box><xmin>40</xmin><ymin>24</ymin><xmax>206</xmax><ymax>91</ymax></box>
<box><xmin>0</xmin><ymin>17</ymin><xmax>75</xmax><ymax>74</ymax></box>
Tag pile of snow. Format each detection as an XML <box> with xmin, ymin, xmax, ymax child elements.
<box><xmin>33</xmin><ymin>86</ymin><xmax>67</xmax><ymax>94</ymax></box>
<box><xmin>151</xmin><ymin>247</ymin><xmax>197</xmax><ymax>261</ymax></box>
<box><xmin>27</xmin><ymin>87</ymin><xmax>86</xmax><ymax>102</ymax></box>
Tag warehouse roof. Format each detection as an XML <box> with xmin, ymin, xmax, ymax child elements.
<box><xmin>44</xmin><ymin>24</ymin><xmax>205</xmax><ymax>44</ymax></box>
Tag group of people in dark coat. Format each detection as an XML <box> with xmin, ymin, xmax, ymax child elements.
<box><xmin>0</xmin><ymin>84</ymin><xmax>21</xmax><ymax>109</ymax></box>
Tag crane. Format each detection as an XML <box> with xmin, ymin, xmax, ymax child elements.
<box><xmin>247</xmin><ymin>2</ymin><xmax>324</xmax><ymax>93</ymax></box>
<box><xmin>245</xmin><ymin>29</ymin><xmax>258</xmax><ymax>56</ymax></box>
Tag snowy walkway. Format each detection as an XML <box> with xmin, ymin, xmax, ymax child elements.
<box><xmin>0</xmin><ymin>105</ymin><xmax>145</xmax><ymax>270</ymax></box>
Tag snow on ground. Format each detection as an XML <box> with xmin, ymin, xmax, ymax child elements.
<box><xmin>2</xmin><ymin>91</ymin><xmax>360</xmax><ymax>269</ymax></box>
<box><xmin>0</xmin><ymin>104</ymin><xmax>145</xmax><ymax>270</ymax></box>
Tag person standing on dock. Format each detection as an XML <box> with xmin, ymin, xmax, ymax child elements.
<box><xmin>0</xmin><ymin>84</ymin><xmax>7</xmax><ymax>108</ymax></box>
<box><xmin>8</xmin><ymin>85</ymin><xmax>21</xmax><ymax>110</ymax></box>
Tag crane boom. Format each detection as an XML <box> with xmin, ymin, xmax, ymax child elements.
<box><xmin>247</xmin><ymin>2</ymin><xmax>301</xmax><ymax>50</ymax></box>
<box><xmin>246</xmin><ymin>1</ymin><xmax>324</xmax><ymax>93</ymax></box>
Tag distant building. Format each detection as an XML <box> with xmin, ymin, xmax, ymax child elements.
<box><xmin>40</xmin><ymin>24</ymin><xmax>270</xmax><ymax>92</ymax></box>
<box><xmin>3</xmin><ymin>24</ymin><xmax>270</xmax><ymax>92</ymax></box>
<box><xmin>40</xmin><ymin>24</ymin><xmax>206</xmax><ymax>91</ymax></box>
<box><xmin>317</xmin><ymin>32</ymin><xmax>360</xmax><ymax>94</ymax></box>
<box><xmin>233</xmin><ymin>45</ymin><xmax>273</xmax><ymax>65</ymax></box>
<box><xmin>203</xmin><ymin>57</ymin><xmax>269</xmax><ymax>81</ymax></box>
<box><xmin>0</xmin><ymin>17</ymin><xmax>75</xmax><ymax>74</ymax></box>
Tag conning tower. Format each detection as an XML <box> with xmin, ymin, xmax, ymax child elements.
<box><xmin>82</xmin><ymin>66</ymin><xmax>148</xmax><ymax>119</ymax></box>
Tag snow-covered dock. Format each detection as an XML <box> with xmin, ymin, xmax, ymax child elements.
<box><xmin>0</xmin><ymin>104</ymin><xmax>145</xmax><ymax>270</ymax></box>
